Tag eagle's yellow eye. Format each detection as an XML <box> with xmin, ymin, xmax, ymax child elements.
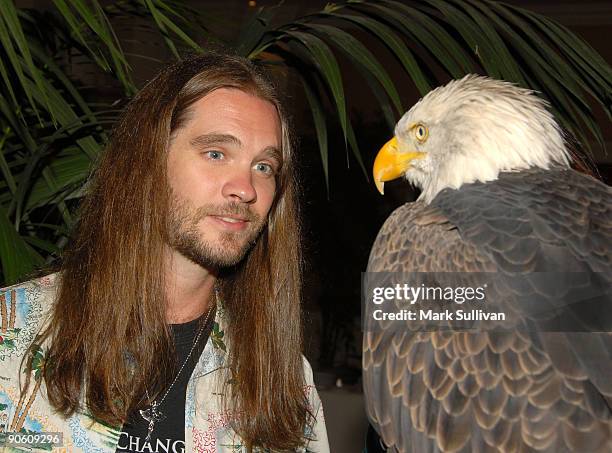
<box><xmin>414</xmin><ymin>124</ymin><xmax>428</xmax><ymax>142</ymax></box>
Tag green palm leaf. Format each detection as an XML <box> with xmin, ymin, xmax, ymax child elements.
<box><xmin>325</xmin><ymin>11</ymin><xmax>432</xmax><ymax>95</ymax></box>
<box><xmin>303</xmin><ymin>23</ymin><xmax>403</xmax><ymax>114</ymax></box>
<box><xmin>301</xmin><ymin>76</ymin><xmax>330</xmax><ymax>192</ymax></box>
<box><xmin>0</xmin><ymin>2</ymin><xmax>50</xmax><ymax>123</ymax></box>
<box><xmin>52</xmin><ymin>0</ymin><xmax>136</xmax><ymax>94</ymax></box>
<box><xmin>142</xmin><ymin>0</ymin><xmax>202</xmax><ymax>58</ymax></box>
<box><xmin>0</xmin><ymin>204</ymin><xmax>43</xmax><ymax>284</ymax></box>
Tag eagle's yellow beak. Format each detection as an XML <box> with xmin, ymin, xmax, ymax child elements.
<box><xmin>373</xmin><ymin>137</ymin><xmax>424</xmax><ymax>194</ymax></box>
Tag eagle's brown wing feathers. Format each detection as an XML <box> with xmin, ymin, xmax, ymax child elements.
<box><xmin>364</xmin><ymin>169</ymin><xmax>612</xmax><ymax>452</ymax></box>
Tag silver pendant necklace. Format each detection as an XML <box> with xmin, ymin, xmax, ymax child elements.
<box><xmin>140</xmin><ymin>288</ymin><xmax>217</xmax><ymax>443</ymax></box>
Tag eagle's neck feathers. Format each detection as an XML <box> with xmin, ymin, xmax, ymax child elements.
<box><xmin>400</xmin><ymin>75</ymin><xmax>572</xmax><ymax>204</ymax></box>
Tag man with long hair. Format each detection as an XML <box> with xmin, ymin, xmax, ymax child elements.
<box><xmin>0</xmin><ymin>52</ymin><xmax>329</xmax><ymax>452</ymax></box>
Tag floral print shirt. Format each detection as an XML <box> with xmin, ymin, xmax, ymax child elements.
<box><xmin>0</xmin><ymin>274</ymin><xmax>330</xmax><ymax>452</ymax></box>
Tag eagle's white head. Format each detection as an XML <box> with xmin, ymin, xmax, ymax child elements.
<box><xmin>373</xmin><ymin>74</ymin><xmax>571</xmax><ymax>202</ymax></box>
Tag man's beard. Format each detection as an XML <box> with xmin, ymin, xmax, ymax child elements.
<box><xmin>167</xmin><ymin>194</ymin><xmax>266</xmax><ymax>269</ymax></box>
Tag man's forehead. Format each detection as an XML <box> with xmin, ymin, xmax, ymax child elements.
<box><xmin>191</xmin><ymin>87</ymin><xmax>278</xmax><ymax>115</ymax></box>
<box><xmin>183</xmin><ymin>88</ymin><xmax>280</xmax><ymax>132</ymax></box>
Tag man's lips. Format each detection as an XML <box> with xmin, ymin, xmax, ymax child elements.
<box><xmin>214</xmin><ymin>215</ymin><xmax>247</xmax><ymax>223</ymax></box>
<box><xmin>209</xmin><ymin>214</ymin><xmax>250</xmax><ymax>230</ymax></box>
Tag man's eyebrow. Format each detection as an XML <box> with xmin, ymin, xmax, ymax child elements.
<box><xmin>189</xmin><ymin>133</ymin><xmax>241</xmax><ymax>148</ymax></box>
<box><xmin>262</xmin><ymin>146</ymin><xmax>283</xmax><ymax>166</ymax></box>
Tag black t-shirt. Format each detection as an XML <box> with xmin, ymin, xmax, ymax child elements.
<box><xmin>115</xmin><ymin>312</ymin><xmax>214</xmax><ymax>453</ymax></box>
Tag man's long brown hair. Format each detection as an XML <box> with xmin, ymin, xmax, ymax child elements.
<box><xmin>39</xmin><ymin>52</ymin><xmax>309</xmax><ymax>450</ymax></box>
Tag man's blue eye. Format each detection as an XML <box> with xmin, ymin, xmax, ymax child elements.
<box><xmin>206</xmin><ymin>151</ymin><xmax>223</xmax><ymax>160</ymax></box>
<box><xmin>254</xmin><ymin>163</ymin><xmax>274</xmax><ymax>175</ymax></box>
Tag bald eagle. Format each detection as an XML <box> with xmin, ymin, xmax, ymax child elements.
<box><xmin>364</xmin><ymin>75</ymin><xmax>612</xmax><ymax>452</ymax></box>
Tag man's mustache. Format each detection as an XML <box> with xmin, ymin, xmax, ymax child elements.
<box><xmin>194</xmin><ymin>203</ymin><xmax>261</xmax><ymax>223</ymax></box>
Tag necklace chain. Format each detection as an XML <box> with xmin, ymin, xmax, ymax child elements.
<box><xmin>140</xmin><ymin>287</ymin><xmax>218</xmax><ymax>442</ymax></box>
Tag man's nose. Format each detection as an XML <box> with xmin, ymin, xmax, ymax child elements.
<box><xmin>221</xmin><ymin>169</ymin><xmax>257</xmax><ymax>203</ymax></box>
